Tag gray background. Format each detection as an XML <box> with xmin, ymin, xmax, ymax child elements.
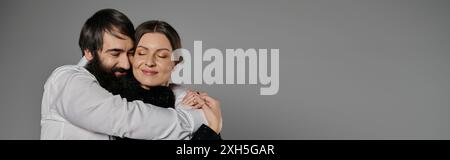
<box><xmin>1</xmin><ymin>0</ymin><xmax>449</xmax><ymax>139</ymax></box>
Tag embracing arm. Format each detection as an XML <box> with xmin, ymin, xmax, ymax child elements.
<box><xmin>174</xmin><ymin>88</ymin><xmax>223</xmax><ymax>140</ymax></box>
<box><xmin>53</xmin><ymin>68</ymin><xmax>206</xmax><ymax>139</ymax></box>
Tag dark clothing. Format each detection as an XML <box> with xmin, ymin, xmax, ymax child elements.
<box><xmin>110</xmin><ymin>74</ymin><xmax>221</xmax><ymax>140</ymax></box>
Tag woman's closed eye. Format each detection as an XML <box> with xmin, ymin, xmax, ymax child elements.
<box><xmin>137</xmin><ymin>50</ymin><xmax>146</xmax><ymax>56</ymax></box>
<box><xmin>156</xmin><ymin>51</ymin><xmax>170</xmax><ymax>58</ymax></box>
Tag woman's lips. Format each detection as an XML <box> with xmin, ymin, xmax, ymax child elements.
<box><xmin>141</xmin><ymin>69</ymin><xmax>159</xmax><ymax>76</ymax></box>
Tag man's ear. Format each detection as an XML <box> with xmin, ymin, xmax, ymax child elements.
<box><xmin>84</xmin><ymin>49</ymin><xmax>94</xmax><ymax>61</ymax></box>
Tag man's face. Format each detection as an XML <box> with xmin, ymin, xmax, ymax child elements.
<box><xmin>87</xmin><ymin>30</ymin><xmax>134</xmax><ymax>77</ymax></box>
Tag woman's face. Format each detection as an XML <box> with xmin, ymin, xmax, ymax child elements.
<box><xmin>130</xmin><ymin>33</ymin><xmax>175</xmax><ymax>89</ymax></box>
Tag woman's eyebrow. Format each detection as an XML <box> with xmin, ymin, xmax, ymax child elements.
<box><xmin>137</xmin><ymin>45</ymin><xmax>149</xmax><ymax>50</ymax></box>
<box><xmin>137</xmin><ymin>45</ymin><xmax>170</xmax><ymax>52</ymax></box>
<box><xmin>155</xmin><ymin>48</ymin><xmax>171</xmax><ymax>52</ymax></box>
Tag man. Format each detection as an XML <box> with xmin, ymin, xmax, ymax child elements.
<box><xmin>41</xmin><ymin>9</ymin><xmax>222</xmax><ymax>140</ymax></box>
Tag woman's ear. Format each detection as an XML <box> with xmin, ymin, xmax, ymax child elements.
<box><xmin>84</xmin><ymin>49</ymin><xmax>94</xmax><ymax>61</ymax></box>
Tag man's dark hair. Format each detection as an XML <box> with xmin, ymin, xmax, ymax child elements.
<box><xmin>78</xmin><ymin>8</ymin><xmax>135</xmax><ymax>57</ymax></box>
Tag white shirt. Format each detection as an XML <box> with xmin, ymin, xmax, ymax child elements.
<box><xmin>40</xmin><ymin>57</ymin><xmax>207</xmax><ymax>140</ymax></box>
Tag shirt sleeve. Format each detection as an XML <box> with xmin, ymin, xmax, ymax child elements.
<box><xmin>52</xmin><ymin>66</ymin><xmax>206</xmax><ymax>140</ymax></box>
<box><xmin>170</xmin><ymin>84</ymin><xmax>209</xmax><ymax>139</ymax></box>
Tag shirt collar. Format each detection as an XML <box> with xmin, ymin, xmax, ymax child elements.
<box><xmin>77</xmin><ymin>56</ymin><xmax>88</xmax><ymax>66</ymax></box>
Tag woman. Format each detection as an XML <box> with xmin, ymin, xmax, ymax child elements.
<box><xmin>112</xmin><ymin>20</ymin><xmax>222</xmax><ymax>140</ymax></box>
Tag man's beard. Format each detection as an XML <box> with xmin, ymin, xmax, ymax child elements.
<box><xmin>84</xmin><ymin>55</ymin><xmax>176</xmax><ymax>109</ymax></box>
<box><xmin>84</xmin><ymin>56</ymin><xmax>130</xmax><ymax>95</ymax></box>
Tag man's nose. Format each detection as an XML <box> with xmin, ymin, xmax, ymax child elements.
<box><xmin>117</xmin><ymin>53</ymin><xmax>130</xmax><ymax>70</ymax></box>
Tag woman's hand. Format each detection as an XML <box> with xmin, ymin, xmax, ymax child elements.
<box><xmin>200</xmin><ymin>94</ymin><xmax>222</xmax><ymax>134</ymax></box>
<box><xmin>182</xmin><ymin>90</ymin><xmax>206</xmax><ymax>109</ymax></box>
<box><xmin>181</xmin><ymin>90</ymin><xmax>222</xmax><ymax>134</ymax></box>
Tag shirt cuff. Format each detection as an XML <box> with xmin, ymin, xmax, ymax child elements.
<box><xmin>179</xmin><ymin>105</ymin><xmax>208</xmax><ymax>133</ymax></box>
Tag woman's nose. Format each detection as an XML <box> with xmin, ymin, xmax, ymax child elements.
<box><xmin>145</xmin><ymin>54</ymin><xmax>156</xmax><ymax>67</ymax></box>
